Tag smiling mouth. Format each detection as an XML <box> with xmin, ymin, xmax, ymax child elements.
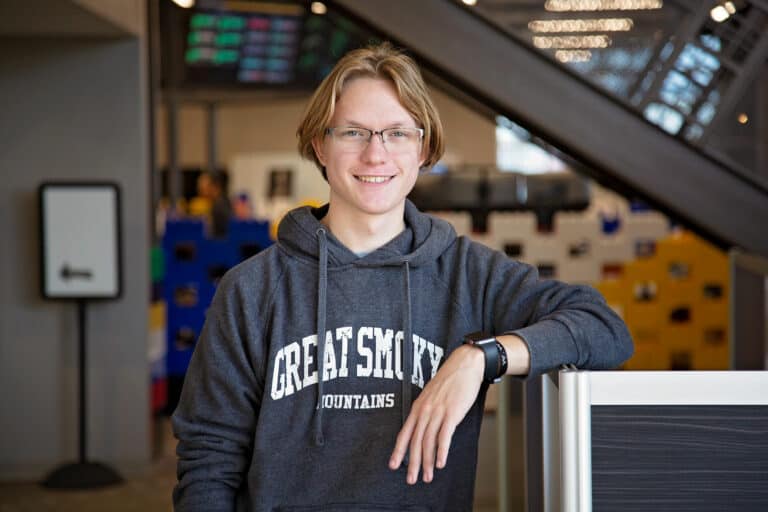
<box><xmin>355</xmin><ymin>175</ymin><xmax>394</xmax><ymax>184</ymax></box>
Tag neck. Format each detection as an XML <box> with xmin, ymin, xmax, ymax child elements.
<box><xmin>321</xmin><ymin>203</ymin><xmax>406</xmax><ymax>254</ymax></box>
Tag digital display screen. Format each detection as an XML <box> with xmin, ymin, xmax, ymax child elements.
<box><xmin>161</xmin><ymin>0</ymin><xmax>379</xmax><ymax>90</ymax></box>
<box><xmin>184</xmin><ymin>4</ymin><xmax>303</xmax><ymax>84</ymax></box>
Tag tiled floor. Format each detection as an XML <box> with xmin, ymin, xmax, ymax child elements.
<box><xmin>0</xmin><ymin>418</ymin><xmax>176</xmax><ymax>512</ymax></box>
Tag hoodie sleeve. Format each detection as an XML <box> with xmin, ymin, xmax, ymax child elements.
<box><xmin>478</xmin><ymin>247</ymin><xmax>634</xmax><ymax>377</ymax></box>
<box><xmin>171</xmin><ymin>272</ymin><xmax>263</xmax><ymax>511</ymax></box>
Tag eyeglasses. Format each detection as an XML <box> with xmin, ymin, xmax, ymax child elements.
<box><xmin>325</xmin><ymin>126</ymin><xmax>424</xmax><ymax>153</ymax></box>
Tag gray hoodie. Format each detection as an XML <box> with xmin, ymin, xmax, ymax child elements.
<box><xmin>172</xmin><ymin>200</ymin><xmax>633</xmax><ymax>511</ymax></box>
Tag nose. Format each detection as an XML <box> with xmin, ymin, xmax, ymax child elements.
<box><xmin>361</xmin><ymin>131</ymin><xmax>388</xmax><ymax>163</ymax></box>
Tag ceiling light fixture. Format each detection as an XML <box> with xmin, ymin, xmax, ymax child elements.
<box><xmin>737</xmin><ymin>113</ymin><xmax>749</xmax><ymax>124</ymax></box>
<box><xmin>710</xmin><ymin>5</ymin><xmax>729</xmax><ymax>21</ymax></box>
<box><xmin>710</xmin><ymin>1</ymin><xmax>736</xmax><ymax>22</ymax></box>
<box><xmin>310</xmin><ymin>1</ymin><xmax>327</xmax><ymax>15</ymax></box>
<box><xmin>533</xmin><ymin>34</ymin><xmax>611</xmax><ymax>49</ymax></box>
<box><xmin>529</xmin><ymin>18</ymin><xmax>634</xmax><ymax>32</ymax></box>
<box><xmin>555</xmin><ymin>50</ymin><xmax>593</xmax><ymax>62</ymax></box>
<box><xmin>171</xmin><ymin>0</ymin><xmax>195</xmax><ymax>8</ymax></box>
<box><xmin>462</xmin><ymin>0</ymin><xmax>478</xmax><ymax>6</ymax></box>
<box><xmin>545</xmin><ymin>0</ymin><xmax>662</xmax><ymax>12</ymax></box>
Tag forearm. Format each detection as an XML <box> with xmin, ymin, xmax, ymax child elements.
<box><xmin>496</xmin><ymin>333</ymin><xmax>531</xmax><ymax>376</ymax></box>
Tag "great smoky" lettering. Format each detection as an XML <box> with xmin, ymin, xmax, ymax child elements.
<box><xmin>270</xmin><ymin>326</ymin><xmax>445</xmax><ymax>401</ymax></box>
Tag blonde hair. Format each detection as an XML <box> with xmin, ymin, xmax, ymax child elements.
<box><xmin>296</xmin><ymin>42</ymin><xmax>444</xmax><ymax>179</ymax></box>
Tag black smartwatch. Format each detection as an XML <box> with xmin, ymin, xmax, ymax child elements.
<box><xmin>463</xmin><ymin>332</ymin><xmax>508</xmax><ymax>384</ymax></box>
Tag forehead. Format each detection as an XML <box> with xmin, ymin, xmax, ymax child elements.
<box><xmin>332</xmin><ymin>77</ymin><xmax>414</xmax><ymax>125</ymax></box>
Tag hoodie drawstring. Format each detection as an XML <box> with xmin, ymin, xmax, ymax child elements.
<box><xmin>312</xmin><ymin>228</ymin><xmax>416</xmax><ymax>449</ymax></box>
<box><xmin>313</xmin><ymin>227</ymin><xmax>328</xmax><ymax>446</ymax></box>
<box><xmin>401</xmin><ymin>261</ymin><xmax>413</xmax><ymax>432</ymax></box>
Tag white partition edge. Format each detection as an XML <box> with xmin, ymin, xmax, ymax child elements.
<box><xmin>542</xmin><ymin>372</ymin><xmax>560</xmax><ymax>512</ymax></box>
<box><xmin>559</xmin><ymin>370</ymin><xmax>592</xmax><ymax>512</ymax></box>
<box><xmin>588</xmin><ymin>371</ymin><xmax>768</xmax><ymax>405</ymax></box>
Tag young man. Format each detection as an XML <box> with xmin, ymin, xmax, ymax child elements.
<box><xmin>173</xmin><ymin>43</ymin><xmax>633</xmax><ymax>511</ymax></box>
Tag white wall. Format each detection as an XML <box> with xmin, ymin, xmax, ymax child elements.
<box><xmin>0</xmin><ymin>28</ymin><xmax>150</xmax><ymax>479</ymax></box>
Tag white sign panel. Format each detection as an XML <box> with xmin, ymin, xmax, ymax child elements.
<box><xmin>40</xmin><ymin>183</ymin><xmax>121</xmax><ymax>299</ymax></box>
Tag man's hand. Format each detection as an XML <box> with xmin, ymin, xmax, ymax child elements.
<box><xmin>388</xmin><ymin>344</ymin><xmax>485</xmax><ymax>484</ymax></box>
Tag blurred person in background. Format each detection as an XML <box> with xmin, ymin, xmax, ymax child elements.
<box><xmin>197</xmin><ymin>170</ymin><xmax>232</xmax><ymax>238</ymax></box>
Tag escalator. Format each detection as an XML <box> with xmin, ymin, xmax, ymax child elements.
<box><xmin>332</xmin><ymin>0</ymin><xmax>768</xmax><ymax>258</ymax></box>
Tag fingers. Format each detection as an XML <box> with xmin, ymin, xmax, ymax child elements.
<box><xmin>436</xmin><ymin>418</ymin><xmax>457</xmax><ymax>469</ymax></box>
<box><xmin>406</xmin><ymin>406</ymin><xmax>430</xmax><ymax>484</ymax></box>
<box><xmin>391</xmin><ymin>401</ymin><xmax>447</xmax><ymax>485</ymax></box>
<box><xmin>389</xmin><ymin>345</ymin><xmax>484</xmax><ymax>483</ymax></box>
<box><xmin>421</xmin><ymin>409</ymin><xmax>444</xmax><ymax>482</ymax></box>
<box><xmin>389</xmin><ymin>413</ymin><xmax>416</xmax><ymax>470</ymax></box>
<box><xmin>389</xmin><ymin>408</ymin><xmax>456</xmax><ymax>485</ymax></box>
<box><xmin>394</xmin><ymin>400</ymin><xmax>454</xmax><ymax>484</ymax></box>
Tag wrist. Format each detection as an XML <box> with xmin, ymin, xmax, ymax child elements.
<box><xmin>457</xmin><ymin>344</ymin><xmax>485</xmax><ymax>374</ymax></box>
<box><xmin>496</xmin><ymin>334</ymin><xmax>531</xmax><ymax>376</ymax></box>
<box><xmin>463</xmin><ymin>332</ymin><xmax>506</xmax><ymax>383</ymax></box>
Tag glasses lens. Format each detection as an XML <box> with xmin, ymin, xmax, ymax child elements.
<box><xmin>382</xmin><ymin>128</ymin><xmax>421</xmax><ymax>150</ymax></box>
<box><xmin>335</xmin><ymin>128</ymin><xmax>371</xmax><ymax>147</ymax></box>
<box><xmin>330</xmin><ymin>127</ymin><xmax>422</xmax><ymax>152</ymax></box>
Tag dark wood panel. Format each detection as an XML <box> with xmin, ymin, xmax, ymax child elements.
<box><xmin>591</xmin><ymin>405</ymin><xmax>768</xmax><ymax>511</ymax></box>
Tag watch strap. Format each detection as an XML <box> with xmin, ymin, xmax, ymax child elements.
<box><xmin>464</xmin><ymin>332</ymin><xmax>504</xmax><ymax>383</ymax></box>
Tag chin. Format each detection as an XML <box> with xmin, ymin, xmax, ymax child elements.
<box><xmin>356</xmin><ymin>199</ymin><xmax>405</xmax><ymax>217</ymax></box>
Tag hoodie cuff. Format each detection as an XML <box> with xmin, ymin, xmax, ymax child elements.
<box><xmin>508</xmin><ymin>319</ymin><xmax>579</xmax><ymax>379</ymax></box>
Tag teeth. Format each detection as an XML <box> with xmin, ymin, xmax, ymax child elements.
<box><xmin>357</xmin><ymin>176</ymin><xmax>391</xmax><ymax>184</ymax></box>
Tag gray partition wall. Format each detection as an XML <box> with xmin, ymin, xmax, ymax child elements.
<box><xmin>556</xmin><ymin>371</ymin><xmax>768</xmax><ymax>512</ymax></box>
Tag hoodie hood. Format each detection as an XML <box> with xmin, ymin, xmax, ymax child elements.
<box><xmin>276</xmin><ymin>199</ymin><xmax>457</xmax><ymax>446</ymax></box>
<box><xmin>276</xmin><ymin>199</ymin><xmax>456</xmax><ymax>269</ymax></box>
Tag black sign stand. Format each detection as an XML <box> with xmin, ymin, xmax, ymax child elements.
<box><xmin>42</xmin><ymin>299</ymin><xmax>123</xmax><ymax>489</ymax></box>
<box><xmin>38</xmin><ymin>182</ymin><xmax>124</xmax><ymax>489</ymax></box>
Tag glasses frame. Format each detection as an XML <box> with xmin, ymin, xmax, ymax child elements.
<box><xmin>325</xmin><ymin>126</ymin><xmax>424</xmax><ymax>152</ymax></box>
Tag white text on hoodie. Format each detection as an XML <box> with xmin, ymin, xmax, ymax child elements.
<box><xmin>270</xmin><ymin>326</ymin><xmax>444</xmax><ymax>401</ymax></box>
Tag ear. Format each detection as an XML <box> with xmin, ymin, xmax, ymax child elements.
<box><xmin>312</xmin><ymin>137</ymin><xmax>327</xmax><ymax>167</ymax></box>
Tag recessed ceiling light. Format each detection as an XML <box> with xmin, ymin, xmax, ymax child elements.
<box><xmin>172</xmin><ymin>0</ymin><xmax>195</xmax><ymax>8</ymax></box>
<box><xmin>710</xmin><ymin>5</ymin><xmax>730</xmax><ymax>22</ymax></box>
<box><xmin>737</xmin><ymin>113</ymin><xmax>749</xmax><ymax>124</ymax></box>
<box><xmin>555</xmin><ymin>50</ymin><xmax>593</xmax><ymax>62</ymax></box>
<box><xmin>545</xmin><ymin>0</ymin><xmax>662</xmax><ymax>12</ymax></box>
<box><xmin>311</xmin><ymin>2</ymin><xmax>327</xmax><ymax>15</ymax></box>
<box><xmin>533</xmin><ymin>35</ymin><xmax>611</xmax><ymax>49</ymax></box>
<box><xmin>528</xmin><ymin>18</ymin><xmax>634</xmax><ymax>32</ymax></box>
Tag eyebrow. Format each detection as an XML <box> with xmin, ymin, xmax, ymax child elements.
<box><xmin>340</xmin><ymin>119</ymin><xmax>415</xmax><ymax>128</ymax></box>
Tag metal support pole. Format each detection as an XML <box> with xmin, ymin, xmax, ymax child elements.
<box><xmin>542</xmin><ymin>372</ymin><xmax>560</xmax><ymax>512</ymax></box>
<box><xmin>78</xmin><ymin>299</ymin><xmax>87</xmax><ymax>464</ymax></box>
<box><xmin>559</xmin><ymin>370</ymin><xmax>592</xmax><ymax>512</ymax></box>
<box><xmin>166</xmin><ymin>96</ymin><xmax>181</xmax><ymax>210</ymax></box>
<box><xmin>207</xmin><ymin>102</ymin><xmax>218</xmax><ymax>173</ymax></box>
<box><xmin>147</xmin><ymin>0</ymin><xmax>162</xmax><ymax>241</ymax></box>
<box><xmin>41</xmin><ymin>301</ymin><xmax>123</xmax><ymax>489</ymax></box>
